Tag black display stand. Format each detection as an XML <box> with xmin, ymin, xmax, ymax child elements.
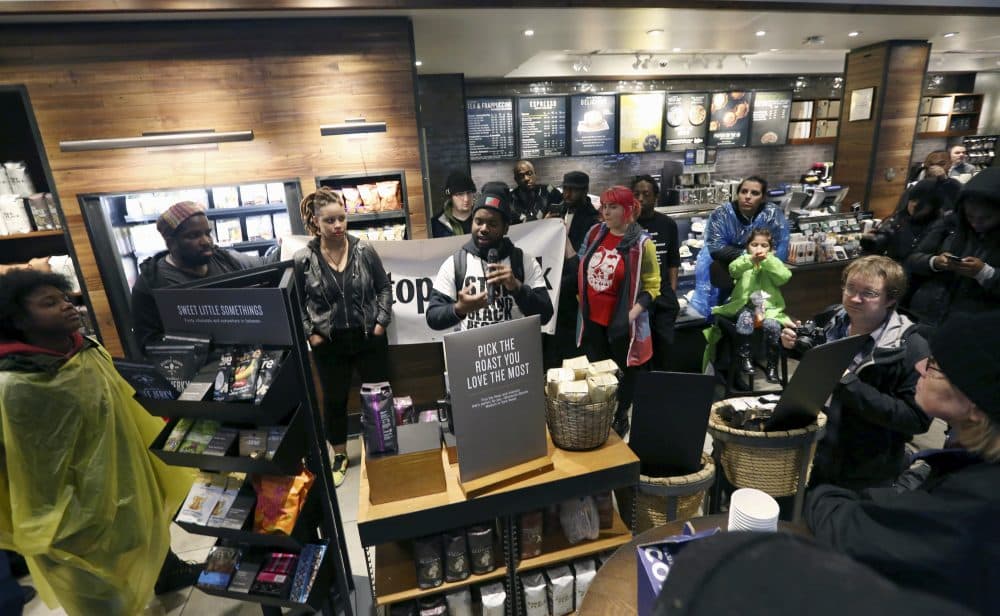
<box><xmin>315</xmin><ymin>171</ymin><xmax>411</xmax><ymax>240</ymax></box>
<box><xmin>140</xmin><ymin>262</ymin><xmax>354</xmax><ymax>615</ymax></box>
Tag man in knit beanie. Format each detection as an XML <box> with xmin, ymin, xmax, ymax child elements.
<box><xmin>130</xmin><ymin>201</ymin><xmax>270</xmax><ymax>353</ymax></box>
<box><xmin>805</xmin><ymin>311</ymin><xmax>1000</xmax><ymax>614</ymax></box>
<box><xmin>431</xmin><ymin>170</ymin><xmax>477</xmax><ymax>238</ymax></box>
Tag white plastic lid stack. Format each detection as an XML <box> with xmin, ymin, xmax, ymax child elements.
<box><xmin>727</xmin><ymin>488</ymin><xmax>780</xmax><ymax>532</ymax></box>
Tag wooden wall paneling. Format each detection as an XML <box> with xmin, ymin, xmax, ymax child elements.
<box><xmin>0</xmin><ymin>18</ymin><xmax>425</xmax><ymax>356</ymax></box>
<box><xmin>833</xmin><ymin>44</ymin><xmax>886</xmax><ymax>212</ymax></box>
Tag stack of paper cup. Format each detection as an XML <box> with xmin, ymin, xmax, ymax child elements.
<box><xmin>727</xmin><ymin>488</ymin><xmax>780</xmax><ymax>532</ymax></box>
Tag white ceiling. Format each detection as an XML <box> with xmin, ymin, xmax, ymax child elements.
<box><xmin>407</xmin><ymin>8</ymin><xmax>1000</xmax><ymax>78</ymax></box>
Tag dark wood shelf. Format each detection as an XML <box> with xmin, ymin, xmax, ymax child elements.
<box><xmin>788</xmin><ymin>137</ymin><xmax>836</xmax><ymax>145</ymax></box>
<box><xmin>918</xmin><ymin>130</ymin><xmax>978</xmax><ymax>138</ymax></box>
<box><xmin>0</xmin><ymin>229</ymin><xmax>64</xmax><ymax>241</ymax></box>
<box><xmin>347</xmin><ymin>210</ymin><xmax>406</xmax><ymax>224</ymax></box>
<box><xmin>124</xmin><ymin>203</ymin><xmax>287</xmax><ymax>225</ymax></box>
<box><xmin>373</xmin><ymin>539</ymin><xmax>508</xmax><ymax>607</ymax></box>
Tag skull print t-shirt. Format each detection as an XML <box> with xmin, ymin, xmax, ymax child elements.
<box><xmin>586</xmin><ymin>232</ymin><xmax>625</xmax><ymax>326</ymax></box>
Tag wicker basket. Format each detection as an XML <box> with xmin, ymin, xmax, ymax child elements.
<box><xmin>545</xmin><ymin>394</ymin><xmax>616</xmax><ymax>451</ymax></box>
<box><xmin>617</xmin><ymin>453</ymin><xmax>716</xmax><ymax>532</ymax></box>
<box><xmin>707</xmin><ymin>403</ymin><xmax>827</xmax><ymax>497</ymax></box>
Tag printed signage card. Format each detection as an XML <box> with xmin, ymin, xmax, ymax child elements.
<box><xmin>467</xmin><ymin>97</ymin><xmax>516</xmax><ymax>161</ymax></box>
<box><xmin>664</xmin><ymin>92</ymin><xmax>709</xmax><ymax>151</ymax></box>
<box><xmin>749</xmin><ymin>91</ymin><xmax>792</xmax><ymax>146</ymax></box>
<box><xmin>154</xmin><ymin>286</ymin><xmax>293</xmax><ymax>346</ymax></box>
<box><xmin>518</xmin><ymin>96</ymin><xmax>567</xmax><ymax>158</ymax></box>
<box><xmin>570</xmin><ymin>95</ymin><xmax>616</xmax><ymax>156</ymax></box>
<box><xmin>444</xmin><ymin>316</ymin><xmax>547</xmax><ymax>483</ymax></box>
<box><xmin>619</xmin><ymin>93</ymin><xmax>666</xmax><ymax>153</ymax></box>
<box><xmin>707</xmin><ymin>91</ymin><xmax>754</xmax><ymax>148</ymax></box>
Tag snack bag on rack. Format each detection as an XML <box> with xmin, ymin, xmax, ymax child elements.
<box><xmin>252</xmin><ymin>468</ymin><xmax>315</xmax><ymax>535</ymax></box>
<box><xmin>558</xmin><ymin>496</ymin><xmax>600</xmax><ymax>544</ymax></box>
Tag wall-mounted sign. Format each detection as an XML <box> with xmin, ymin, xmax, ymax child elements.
<box><xmin>664</xmin><ymin>92</ymin><xmax>709</xmax><ymax>151</ymax></box>
<box><xmin>569</xmin><ymin>95</ymin><xmax>616</xmax><ymax>156</ymax></box>
<box><xmin>707</xmin><ymin>91</ymin><xmax>753</xmax><ymax>148</ymax></box>
<box><xmin>518</xmin><ymin>96</ymin><xmax>567</xmax><ymax>158</ymax></box>
<box><xmin>849</xmin><ymin>87</ymin><xmax>875</xmax><ymax>122</ymax></box>
<box><xmin>619</xmin><ymin>92</ymin><xmax>665</xmax><ymax>153</ymax></box>
<box><xmin>749</xmin><ymin>91</ymin><xmax>793</xmax><ymax>146</ymax></box>
<box><xmin>467</xmin><ymin>97</ymin><xmax>516</xmax><ymax>161</ymax></box>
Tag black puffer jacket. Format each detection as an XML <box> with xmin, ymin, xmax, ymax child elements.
<box><xmin>807</xmin><ymin>306</ymin><xmax>931</xmax><ymax>490</ymax></box>
<box><xmin>292</xmin><ymin>235</ymin><xmax>392</xmax><ymax>341</ymax></box>
<box><xmin>906</xmin><ymin>168</ymin><xmax>1000</xmax><ymax>324</ymax></box>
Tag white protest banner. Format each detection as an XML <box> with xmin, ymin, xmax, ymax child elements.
<box><xmin>280</xmin><ymin>218</ymin><xmax>566</xmax><ymax>344</ymax></box>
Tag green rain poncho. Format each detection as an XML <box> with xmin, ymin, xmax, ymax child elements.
<box><xmin>0</xmin><ymin>336</ymin><xmax>193</xmax><ymax>615</ymax></box>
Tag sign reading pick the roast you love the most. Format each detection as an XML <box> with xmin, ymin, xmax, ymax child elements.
<box><xmin>570</xmin><ymin>94</ymin><xmax>616</xmax><ymax>156</ymax></box>
<box><xmin>466</xmin><ymin>97</ymin><xmax>516</xmax><ymax>161</ymax></box>
<box><xmin>444</xmin><ymin>316</ymin><xmax>547</xmax><ymax>483</ymax></box>
<box><xmin>749</xmin><ymin>91</ymin><xmax>793</xmax><ymax>146</ymax></box>
<box><xmin>518</xmin><ymin>96</ymin><xmax>568</xmax><ymax>158</ymax></box>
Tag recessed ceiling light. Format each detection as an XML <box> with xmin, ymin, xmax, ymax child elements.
<box><xmin>943</xmin><ymin>32</ymin><xmax>958</xmax><ymax>38</ymax></box>
<box><xmin>523</xmin><ymin>29</ymin><xmax>534</xmax><ymax>37</ymax></box>
<box><xmin>414</xmin><ymin>60</ymin><xmax>423</xmax><ymax>67</ymax></box>
<box><xmin>848</xmin><ymin>31</ymin><xmax>861</xmax><ymax>37</ymax></box>
<box><xmin>672</xmin><ymin>47</ymin><xmax>682</xmax><ymax>52</ymax></box>
<box><xmin>769</xmin><ymin>48</ymin><xmax>780</xmax><ymax>52</ymax></box>
<box><xmin>646</xmin><ymin>29</ymin><xmax>663</xmax><ymax>37</ymax></box>
<box><xmin>756</xmin><ymin>30</ymin><xmax>767</xmax><ymax>37</ymax></box>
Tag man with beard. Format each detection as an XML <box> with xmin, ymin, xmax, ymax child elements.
<box><xmin>426</xmin><ymin>182</ymin><xmax>553</xmax><ymax>331</ymax></box>
<box><xmin>510</xmin><ymin>160</ymin><xmax>562</xmax><ymax>223</ymax></box>
<box><xmin>130</xmin><ymin>201</ymin><xmax>269</xmax><ymax>352</ymax></box>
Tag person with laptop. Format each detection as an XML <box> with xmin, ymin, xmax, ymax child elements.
<box><xmin>805</xmin><ymin>311</ymin><xmax>1000</xmax><ymax>615</ymax></box>
<box><xmin>779</xmin><ymin>256</ymin><xmax>931</xmax><ymax>490</ymax></box>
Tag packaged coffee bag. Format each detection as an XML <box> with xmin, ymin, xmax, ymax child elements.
<box><xmin>520</xmin><ymin>511</ymin><xmax>544</xmax><ymax>559</ymax></box>
<box><xmin>445</xmin><ymin>588</ymin><xmax>473</xmax><ymax>616</ymax></box>
<box><xmin>413</xmin><ymin>535</ymin><xmax>444</xmax><ymax>589</ymax></box>
<box><xmin>521</xmin><ymin>572</ymin><xmax>549</xmax><ymax>616</ymax></box>
<box><xmin>572</xmin><ymin>559</ymin><xmax>597</xmax><ymax>608</ymax></box>
<box><xmin>545</xmin><ymin>566</ymin><xmax>574</xmax><ymax>616</ymax></box>
<box><xmin>480</xmin><ymin>582</ymin><xmax>507</xmax><ymax>616</ymax></box>
<box><xmin>360</xmin><ymin>381</ymin><xmax>398</xmax><ymax>455</ymax></box>
<box><xmin>444</xmin><ymin>530</ymin><xmax>470</xmax><ymax>582</ymax></box>
<box><xmin>467</xmin><ymin>525</ymin><xmax>496</xmax><ymax>574</ymax></box>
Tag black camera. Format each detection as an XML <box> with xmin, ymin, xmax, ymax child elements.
<box><xmin>794</xmin><ymin>320</ymin><xmax>827</xmax><ymax>354</ymax></box>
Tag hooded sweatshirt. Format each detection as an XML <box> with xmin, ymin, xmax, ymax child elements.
<box><xmin>905</xmin><ymin>168</ymin><xmax>1000</xmax><ymax>324</ymax></box>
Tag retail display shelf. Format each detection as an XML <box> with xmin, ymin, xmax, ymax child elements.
<box><xmin>123</xmin><ymin>203</ymin><xmax>287</xmax><ymax>225</ymax></box>
<box><xmin>516</xmin><ymin>511</ymin><xmax>631</xmax><ymax>574</ymax></box>
<box><xmin>0</xmin><ymin>229</ymin><xmax>64</xmax><ymax>241</ymax></box>
<box><xmin>174</xmin><ymin>489</ymin><xmax>318</xmax><ymax>551</ymax></box>
<box><xmin>347</xmin><ymin>210</ymin><xmax>406</xmax><ymax>223</ymax></box>
<box><xmin>372</xmin><ymin>540</ymin><xmax>508</xmax><ymax>607</ymax></box>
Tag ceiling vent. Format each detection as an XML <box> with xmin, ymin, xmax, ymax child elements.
<box><xmin>803</xmin><ymin>35</ymin><xmax>826</xmax><ymax>46</ymax></box>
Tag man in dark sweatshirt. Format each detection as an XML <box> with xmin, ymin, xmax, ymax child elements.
<box><xmin>130</xmin><ymin>201</ymin><xmax>267</xmax><ymax>353</ymax></box>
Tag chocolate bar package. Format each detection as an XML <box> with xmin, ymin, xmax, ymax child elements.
<box><xmin>444</xmin><ymin>529</ymin><xmax>470</xmax><ymax>582</ymax></box>
<box><xmin>289</xmin><ymin>543</ymin><xmax>327</xmax><ymax>603</ymax></box>
<box><xmin>360</xmin><ymin>381</ymin><xmax>397</xmax><ymax>455</ymax></box>
<box><xmin>204</xmin><ymin>427</ymin><xmax>239</xmax><ymax>456</ymax></box>
<box><xmin>239</xmin><ymin>428</ymin><xmax>269</xmax><ymax>458</ymax></box>
<box><xmin>197</xmin><ymin>545</ymin><xmax>241</xmax><ymax>589</ymax></box>
<box><xmin>265</xmin><ymin>426</ymin><xmax>287</xmax><ymax>461</ymax></box>
<box><xmin>178</xmin><ymin>419</ymin><xmax>221</xmax><ymax>454</ymax></box>
<box><xmin>163</xmin><ymin>418</ymin><xmax>195</xmax><ymax>452</ymax></box>
<box><xmin>176</xmin><ymin>472</ymin><xmax>225</xmax><ymax>525</ymax></box>
<box><xmin>113</xmin><ymin>360</ymin><xmax>180</xmax><ymax>401</ymax></box>
<box><xmin>250</xmin><ymin>552</ymin><xmax>298</xmax><ymax>598</ymax></box>
<box><xmin>215</xmin><ymin>493</ymin><xmax>255</xmax><ymax>530</ymax></box>
<box><xmin>413</xmin><ymin>535</ymin><xmax>443</xmax><ymax>589</ymax></box>
<box><xmin>206</xmin><ymin>475</ymin><xmax>245</xmax><ymax>527</ymax></box>
<box><xmin>253</xmin><ymin>350</ymin><xmax>285</xmax><ymax>405</ymax></box>
<box><xmin>228</xmin><ymin>347</ymin><xmax>263</xmax><ymax>402</ymax></box>
<box><xmin>227</xmin><ymin>558</ymin><xmax>262</xmax><ymax>593</ymax></box>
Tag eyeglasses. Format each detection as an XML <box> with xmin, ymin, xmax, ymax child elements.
<box><xmin>924</xmin><ymin>357</ymin><xmax>947</xmax><ymax>380</ymax></box>
<box><xmin>842</xmin><ymin>284</ymin><xmax>882</xmax><ymax>301</ymax></box>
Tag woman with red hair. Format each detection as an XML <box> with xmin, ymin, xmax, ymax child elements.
<box><xmin>567</xmin><ymin>185</ymin><xmax>660</xmax><ymax>436</ymax></box>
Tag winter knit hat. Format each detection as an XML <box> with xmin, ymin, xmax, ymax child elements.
<box><xmin>562</xmin><ymin>171</ymin><xmax>590</xmax><ymax>190</ymax></box>
<box><xmin>472</xmin><ymin>181</ymin><xmax>512</xmax><ymax>224</ymax></box>
<box><xmin>930</xmin><ymin>311</ymin><xmax>1000</xmax><ymax>422</ymax></box>
<box><xmin>445</xmin><ymin>170</ymin><xmax>477</xmax><ymax>196</ymax></box>
<box><xmin>156</xmin><ymin>201</ymin><xmax>206</xmax><ymax>239</ymax></box>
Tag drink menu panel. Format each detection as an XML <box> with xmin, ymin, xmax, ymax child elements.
<box><xmin>664</xmin><ymin>92</ymin><xmax>709</xmax><ymax>151</ymax></box>
<box><xmin>707</xmin><ymin>91</ymin><xmax>753</xmax><ymax>148</ymax></box>
<box><xmin>518</xmin><ymin>96</ymin><xmax>567</xmax><ymax>158</ymax></box>
<box><xmin>569</xmin><ymin>95</ymin><xmax>616</xmax><ymax>156</ymax></box>
<box><xmin>467</xmin><ymin>97</ymin><xmax>516</xmax><ymax>161</ymax></box>
<box><xmin>749</xmin><ymin>91</ymin><xmax>793</xmax><ymax>146</ymax></box>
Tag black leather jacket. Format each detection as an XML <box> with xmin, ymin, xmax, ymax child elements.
<box><xmin>292</xmin><ymin>235</ymin><xmax>393</xmax><ymax>341</ymax></box>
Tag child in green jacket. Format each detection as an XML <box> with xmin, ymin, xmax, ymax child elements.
<box><xmin>703</xmin><ymin>228</ymin><xmax>792</xmax><ymax>383</ymax></box>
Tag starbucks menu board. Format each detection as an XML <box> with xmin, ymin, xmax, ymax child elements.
<box><xmin>467</xmin><ymin>97</ymin><xmax>515</xmax><ymax>161</ymax></box>
<box><xmin>708</xmin><ymin>91</ymin><xmax>754</xmax><ymax>148</ymax></box>
<box><xmin>619</xmin><ymin>93</ymin><xmax>665</xmax><ymax>153</ymax></box>
<box><xmin>570</xmin><ymin>95</ymin><xmax>616</xmax><ymax>156</ymax></box>
<box><xmin>518</xmin><ymin>96</ymin><xmax>567</xmax><ymax>158</ymax></box>
<box><xmin>750</xmin><ymin>91</ymin><xmax>793</xmax><ymax>146</ymax></box>
<box><xmin>664</xmin><ymin>92</ymin><xmax>709</xmax><ymax>151</ymax></box>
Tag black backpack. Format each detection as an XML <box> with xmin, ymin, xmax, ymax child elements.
<box><xmin>453</xmin><ymin>246</ymin><xmax>525</xmax><ymax>291</ymax></box>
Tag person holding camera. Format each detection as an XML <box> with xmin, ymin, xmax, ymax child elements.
<box><xmin>780</xmin><ymin>256</ymin><xmax>931</xmax><ymax>490</ymax></box>
<box><xmin>805</xmin><ymin>311</ymin><xmax>1000</xmax><ymax>615</ymax></box>
<box><xmin>905</xmin><ymin>167</ymin><xmax>1000</xmax><ymax>326</ymax></box>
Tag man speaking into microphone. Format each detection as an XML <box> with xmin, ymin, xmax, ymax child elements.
<box><xmin>427</xmin><ymin>181</ymin><xmax>553</xmax><ymax>331</ymax></box>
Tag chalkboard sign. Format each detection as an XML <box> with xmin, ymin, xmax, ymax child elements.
<box><xmin>707</xmin><ymin>91</ymin><xmax>754</xmax><ymax>148</ymax></box>
<box><xmin>467</xmin><ymin>97</ymin><xmax>516</xmax><ymax>161</ymax></box>
<box><xmin>664</xmin><ymin>92</ymin><xmax>709</xmax><ymax>151</ymax></box>
<box><xmin>620</xmin><ymin>93</ymin><xmax>666</xmax><ymax>153</ymax></box>
<box><xmin>750</xmin><ymin>91</ymin><xmax>793</xmax><ymax>147</ymax></box>
<box><xmin>569</xmin><ymin>95</ymin><xmax>616</xmax><ymax>156</ymax></box>
<box><xmin>518</xmin><ymin>96</ymin><xmax>567</xmax><ymax>158</ymax></box>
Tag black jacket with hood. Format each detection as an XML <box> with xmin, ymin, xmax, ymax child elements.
<box><xmin>906</xmin><ymin>168</ymin><xmax>1000</xmax><ymax>324</ymax></box>
<box><xmin>131</xmin><ymin>248</ymin><xmax>261</xmax><ymax>352</ymax></box>
<box><xmin>806</xmin><ymin>306</ymin><xmax>931</xmax><ymax>490</ymax></box>
<box><xmin>292</xmin><ymin>235</ymin><xmax>393</xmax><ymax>341</ymax></box>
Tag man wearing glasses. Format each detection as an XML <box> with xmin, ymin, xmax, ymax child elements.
<box><xmin>510</xmin><ymin>160</ymin><xmax>562</xmax><ymax>224</ymax></box>
<box><xmin>780</xmin><ymin>256</ymin><xmax>931</xmax><ymax>490</ymax></box>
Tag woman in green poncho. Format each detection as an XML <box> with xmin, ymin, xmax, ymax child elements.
<box><xmin>703</xmin><ymin>228</ymin><xmax>792</xmax><ymax>383</ymax></box>
<box><xmin>0</xmin><ymin>270</ymin><xmax>192</xmax><ymax>615</ymax></box>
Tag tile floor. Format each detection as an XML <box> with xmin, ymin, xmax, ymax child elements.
<box><xmin>19</xmin><ymin>369</ymin><xmax>948</xmax><ymax>616</ymax></box>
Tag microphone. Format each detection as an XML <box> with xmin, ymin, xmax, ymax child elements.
<box><xmin>486</xmin><ymin>248</ymin><xmax>499</xmax><ymax>304</ymax></box>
